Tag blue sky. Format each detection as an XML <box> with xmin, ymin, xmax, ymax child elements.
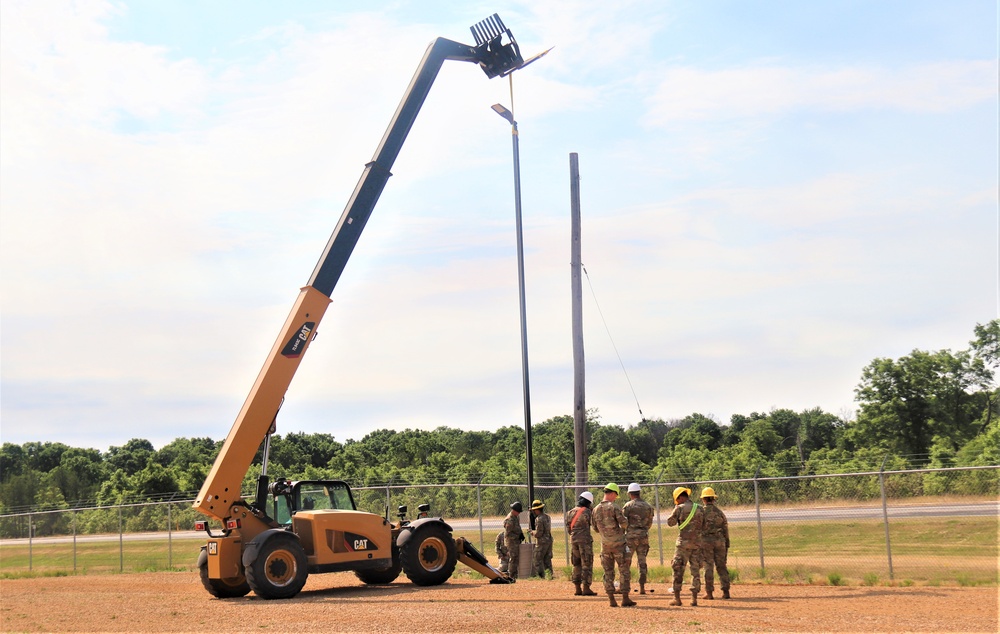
<box><xmin>1</xmin><ymin>0</ymin><xmax>997</xmax><ymax>452</ymax></box>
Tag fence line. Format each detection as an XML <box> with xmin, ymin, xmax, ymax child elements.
<box><xmin>1</xmin><ymin>465</ymin><xmax>997</xmax><ymax>584</ymax></box>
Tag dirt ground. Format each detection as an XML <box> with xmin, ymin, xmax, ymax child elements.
<box><xmin>1</xmin><ymin>572</ymin><xmax>997</xmax><ymax>633</ymax></box>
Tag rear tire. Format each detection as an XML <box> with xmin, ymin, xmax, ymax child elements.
<box><xmin>245</xmin><ymin>535</ymin><xmax>309</xmax><ymax>599</ymax></box>
<box><xmin>198</xmin><ymin>549</ymin><xmax>251</xmax><ymax>598</ymax></box>
<box><xmin>355</xmin><ymin>554</ymin><xmax>402</xmax><ymax>585</ymax></box>
<box><xmin>400</xmin><ymin>523</ymin><xmax>457</xmax><ymax>586</ymax></box>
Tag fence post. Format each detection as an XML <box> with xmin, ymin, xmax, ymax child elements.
<box><xmin>28</xmin><ymin>512</ymin><xmax>33</xmax><ymax>572</ymax></box>
<box><xmin>654</xmin><ymin>469</ymin><xmax>664</xmax><ymax>566</ymax></box>
<box><xmin>73</xmin><ymin>510</ymin><xmax>77</xmax><ymax>573</ymax></box>
<box><xmin>561</xmin><ymin>474</ymin><xmax>569</xmax><ymax>566</ymax></box>
<box><xmin>119</xmin><ymin>505</ymin><xmax>124</xmax><ymax>573</ymax></box>
<box><xmin>168</xmin><ymin>503</ymin><xmax>173</xmax><ymax>570</ymax></box>
<box><xmin>476</xmin><ymin>474</ymin><xmax>485</xmax><ymax>552</ymax></box>
<box><xmin>879</xmin><ymin>455</ymin><xmax>894</xmax><ymax>580</ymax></box>
<box><xmin>385</xmin><ymin>476</ymin><xmax>393</xmax><ymax>516</ymax></box>
<box><xmin>754</xmin><ymin>466</ymin><xmax>765</xmax><ymax>574</ymax></box>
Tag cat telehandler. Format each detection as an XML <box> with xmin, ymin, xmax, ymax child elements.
<box><xmin>193</xmin><ymin>14</ymin><xmax>539</xmax><ymax>599</ymax></box>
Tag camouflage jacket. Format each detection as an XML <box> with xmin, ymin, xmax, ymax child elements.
<box><xmin>622</xmin><ymin>497</ymin><xmax>654</xmax><ymax>538</ymax></box>
<box><xmin>565</xmin><ymin>505</ymin><xmax>594</xmax><ymax>544</ymax></box>
<box><xmin>701</xmin><ymin>504</ymin><xmax>729</xmax><ymax>543</ymax></box>
<box><xmin>592</xmin><ymin>500</ymin><xmax>627</xmax><ymax>544</ymax></box>
<box><xmin>494</xmin><ymin>531</ymin><xmax>507</xmax><ymax>556</ymax></box>
<box><xmin>532</xmin><ymin>512</ymin><xmax>552</xmax><ymax>543</ymax></box>
<box><xmin>667</xmin><ymin>500</ymin><xmax>704</xmax><ymax>546</ymax></box>
<box><xmin>503</xmin><ymin>511</ymin><xmax>522</xmax><ymax>542</ymax></box>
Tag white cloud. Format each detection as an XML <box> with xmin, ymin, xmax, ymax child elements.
<box><xmin>644</xmin><ymin>60</ymin><xmax>998</xmax><ymax>125</ymax></box>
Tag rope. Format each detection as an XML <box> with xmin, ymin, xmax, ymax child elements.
<box><xmin>582</xmin><ymin>264</ymin><xmax>644</xmax><ymax>421</ymax></box>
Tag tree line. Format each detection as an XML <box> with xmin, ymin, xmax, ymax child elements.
<box><xmin>2</xmin><ymin>321</ymin><xmax>997</xmax><ymax>515</ymax></box>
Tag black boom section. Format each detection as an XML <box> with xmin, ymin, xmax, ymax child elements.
<box><xmin>308</xmin><ymin>28</ymin><xmax>525</xmax><ymax>297</ymax></box>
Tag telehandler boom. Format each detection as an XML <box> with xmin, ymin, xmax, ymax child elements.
<box><xmin>193</xmin><ymin>15</ymin><xmax>529</xmax><ymax>599</ymax></box>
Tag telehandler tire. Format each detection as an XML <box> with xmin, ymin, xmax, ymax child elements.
<box><xmin>400</xmin><ymin>522</ymin><xmax>457</xmax><ymax>586</ymax></box>
<box><xmin>245</xmin><ymin>534</ymin><xmax>309</xmax><ymax>599</ymax></box>
<box><xmin>355</xmin><ymin>546</ymin><xmax>402</xmax><ymax>585</ymax></box>
<box><xmin>197</xmin><ymin>549</ymin><xmax>251</xmax><ymax>598</ymax></box>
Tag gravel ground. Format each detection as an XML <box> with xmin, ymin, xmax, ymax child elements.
<box><xmin>1</xmin><ymin>572</ymin><xmax>997</xmax><ymax>633</ymax></box>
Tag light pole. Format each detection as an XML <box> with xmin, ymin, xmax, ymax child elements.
<box><xmin>492</xmin><ymin>101</ymin><xmax>535</xmax><ymax>530</ymax></box>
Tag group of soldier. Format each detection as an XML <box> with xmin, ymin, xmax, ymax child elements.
<box><xmin>495</xmin><ymin>483</ymin><xmax>730</xmax><ymax>608</ymax></box>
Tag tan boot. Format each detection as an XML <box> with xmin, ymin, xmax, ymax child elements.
<box><xmin>691</xmin><ymin>590</ymin><xmax>699</xmax><ymax>606</ymax></box>
<box><xmin>574</xmin><ymin>582</ymin><xmax>582</xmax><ymax>596</ymax></box>
<box><xmin>722</xmin><ymin>588</ymin><xmax>731</xmax><ymax>599</ymax></box>
<box><xmin>639</xmin><ymin>581</ymin><xmax>646</xmax><ymax>595</ymax></box>
<box><xmin>582</xmin><ymin>584</ymin><xmax>597</xmax><ymax>596</ymax></box>
<box><xmin>670</xmin><ymin>589</ymin><xmax>682</xmax><ymax>606</ymax></box>
<box><xmin>704</xmin><ymin>589</ymin><xmax>714</xmax><ymax>600</ymax></box>
<box><xmin>621</xmin><ymin>592</ymin><xmax>636</xmax><ymax>607</ymax></box>
<box><xmin>608</xmin><ymin>593</ymin><xmax>619</xmax><ymax>607</ymax></box>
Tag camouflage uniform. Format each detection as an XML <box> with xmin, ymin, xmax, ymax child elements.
<box><xmin>565</xmin><ymin>504</ymin><xmax>594</xmax><ymax>588</ymax></box>
<box><xmin>592</xmin><ymin>500</ymin><xmax>631</xmax><ymax>596</ymax></box>
<box><xmin>667</xmin><ymin>499</ymin><xmax>704</xmax><ymax>595</ymax></box>
<box><xmin>701</xmin><ymin>503</ymin><xmax>731</xmax><ymax>595</ymax></box>
<box><xmin>503</xmin><ymin>511</ymin><xmax>523</xmax><ymax>578</ymax></box>
<box><xmin>622</xmin><ymin>496</ymin><xmax>654</xmax><ymax>589</ymax></box>
<box><xmin>494</xmin><ymin>531</ymin><xmax>509</xmax><ymax>573</ymax></box>
<box><xmin>531</xmin><ymin>511</ymin><xmax>553</xmax><ymax>578</ymax></box>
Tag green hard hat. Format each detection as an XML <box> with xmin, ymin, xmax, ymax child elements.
<box><xmin>604</xmin><ymin>482</ymin><xmax>620</xmax><ymax>494</ymax></box>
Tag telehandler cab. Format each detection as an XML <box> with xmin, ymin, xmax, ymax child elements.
<box><xmin>193</xmin><ymin>14</ymin><xmax>534</xmax><ymax>600</ymax></box>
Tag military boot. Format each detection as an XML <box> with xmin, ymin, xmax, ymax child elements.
<box><xmin>608</xmin><ymin>593</ymin><xmax>619</xmax><ymax>607</ymax></box>
<box><xmin>670</xmin><ymin>589</ymin><xmax>682</xmax><ymax>606</ymax></box>
<box><xmin>704</xmin><ymin>588</ymin><xmax>714</xmax><ymax>600</ymax></box>
<box><xmin>621</xmin><ymin>592</ymin><xmax>636</xmax><ymax>607</ymax></box>
<box><xmin>574</xmin><ymin>582</ymin><xmax>582</xmax><ymax>596</ymax></box>
<box><xmin>691</xmin><ymin>590</ymin><xmax>699</xmax><ymax>606</ymax></box>
<box><xmin>582</xmin><ymin>584</ymin><xmax>597</xmax><ymax>596</ymax></box>
<box><xmin>722</xmin><ymin>588</ymin><xmax>731</xmax><ymax>599</ymax></box>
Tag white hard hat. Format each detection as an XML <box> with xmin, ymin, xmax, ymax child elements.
<box><xmin>627</xmin><ymin>482</ymin><xmax>641</xmax><ymax>493</ymax></box>
<box><xmin>580</xmin><ymin>491</ymin><xmax>594</xmax><ymax>503</ymax></box>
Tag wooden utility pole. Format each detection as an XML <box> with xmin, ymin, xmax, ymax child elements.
<box><xmin>570</xmin><ymin>153</ymin><xmax>587</xmax><ymax>491</ymax></box>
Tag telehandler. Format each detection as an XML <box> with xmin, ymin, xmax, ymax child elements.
<box><xmin>193</xmin><ymin>14</ymin><xmax>536</xmax><ymax>599</ymax></box>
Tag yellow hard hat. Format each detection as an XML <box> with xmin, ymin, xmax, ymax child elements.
<box><xmin>700</xmin><ymin>487</ymin><xmax>717</xmax><ymax>499</ymax></box>
<box><xmin>672</xmin><ymin>486</ymin><xmax>692</xmax><ymax>504</ymax></box>
<box><xmin>604</xmin><ymin>483</ymin><xmax>620</xmax><ymax>495</ymax></box>
<box><xmin>530</xmin><ymin>499</ymin><xmax>545</xmax><ymax>510</ymax></box>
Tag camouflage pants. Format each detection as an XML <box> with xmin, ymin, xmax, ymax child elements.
<box><xmin>532</xmin><ymin>538</ymin><xmax>553</xmax><ymax>577</ymax></box>
<box><xmin>505</xmin><ymin>537</ymin><xmax>521</xmax><ymax>578</ymax></box>
<box><xmin>626</xmin><ymin>534</ymin><xmax>650</xmax><ymax>584</ymax></box>
<box><xmin>701</xmin><ymin>539</ymin><xmax>730</xmax><ymax>591</ymax></box>
<box><xmin>671</xmin><ymin>542</ymin><xmax>701</xmax><ymax>594</ymax></box>
<box><xmin>570</xmin><ymin>540</ymin><xmax>593</xmax><ymax>586</ymax></box>
<box><xmin>600</xmin><ymin>541</ymin><xmax>631</xmax><ymax>596</ymax></box>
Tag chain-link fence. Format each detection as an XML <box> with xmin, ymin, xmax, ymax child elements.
<box><xmin>2</xmin><ymin>465</ymin><xmax>996</xmax><ymax>585</ymax></box>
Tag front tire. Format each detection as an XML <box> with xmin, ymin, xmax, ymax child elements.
<box><xmin>245</xmin><ymin>535</ymin><xmax>309</xmax><ymax>599</ymax></box>
<box><xmin>400</xmin><ymin>523</ymin><xmax>457</xmax><ymax>586</ymax></box>
<box><xmin>198</xmin><ymin>549</ymin><xmax>251</xmax><ymax>598</ymax></box>
<box><xmin>355</xmin><ymin>545</ymin><xmax>402</xmax><ymax>585</ymax></box>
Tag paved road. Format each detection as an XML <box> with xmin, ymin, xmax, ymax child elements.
<box><xmin>3</xmin><ymin>501</ymin><xmax>995</xmax><ymax>546</ymax></box>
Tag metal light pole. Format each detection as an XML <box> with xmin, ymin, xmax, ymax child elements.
<box><xmin>492</xmin><ymin>100</ymin><xmax>535</xmax><ymax>530</ymax></box>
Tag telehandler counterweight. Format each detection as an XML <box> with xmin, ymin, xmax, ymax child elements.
<box><xmin>194</xmin><ymin>14</ymin><xmax>531</xmax><ymax>600</ymax></box>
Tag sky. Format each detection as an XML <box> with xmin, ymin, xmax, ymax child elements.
<box><xmin>1</xmin><ymin>0</ymin><xmax>997</xmax><ymax>452</ymax></box>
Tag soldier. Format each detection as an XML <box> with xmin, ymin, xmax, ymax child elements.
<box><xmin>666</xmin><ymin>486</ymin><xmax>704</xmax><ymax>606</ymax></box>
<box><xmin>592</xmin><ymin>483</ymin><xmax>635</xmax><ymax>608</ymax></box>
<box><xmin>494</xmin><ymin>530</ymin><xmax>509</xmax><ymax>573</ymax></box>
<box><xmin>699</xmin><ymin>487</ymin><xmax>731</xmax><ymax>600</ymax></box>
<box><xmin>529</xmin><ymin>500</ymin><xmax>553</xmax><ymax>578</ymax></box>
<box><xmin>503</xmin><ymin>501</ymin><xmax>525</xmax><ymax>580</ymax></box>
<box><xmin>622</xmin><ymin>482</ymin><xmax>654</xmax><ymax>594</ymax></box>
<box><xmin>566</xmin><ymin>491</ymin><xmax>597</xmax><ymax>596</ymax></box>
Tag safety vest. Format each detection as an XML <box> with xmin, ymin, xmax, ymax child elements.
<box><xmin>677</xmin><ymin>502</ymin><xmax>700</xmax><ymax>531</ymax></box>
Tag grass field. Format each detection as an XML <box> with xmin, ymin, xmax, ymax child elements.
<box><xmin>3</xmin><ymin>515</ymin><xmax>996</xmax><ymax>586</ymax></box>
